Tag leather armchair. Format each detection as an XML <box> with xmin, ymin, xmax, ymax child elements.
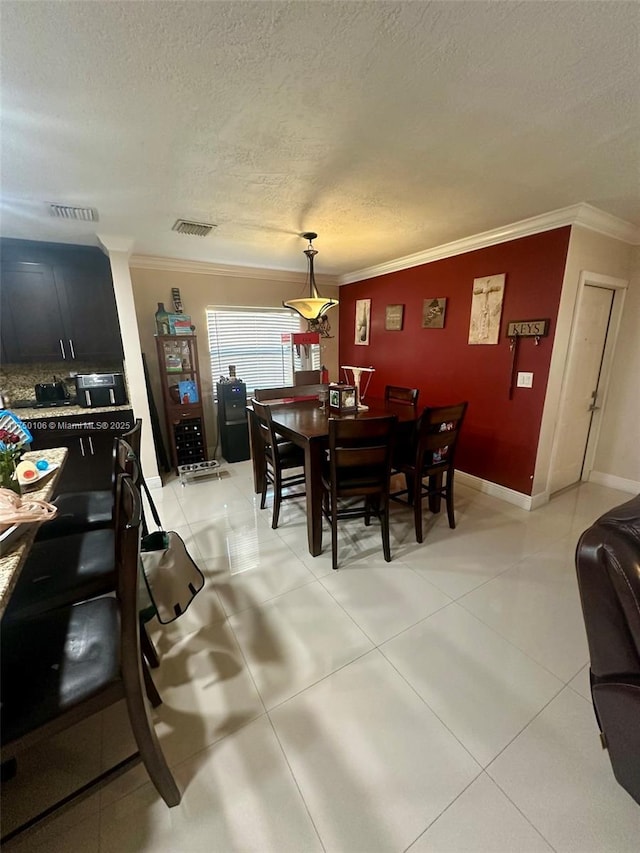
<box><xmin>575</xmin><ymin>493</ymin><xmax>640</xmax><ymax>805</ymax></box>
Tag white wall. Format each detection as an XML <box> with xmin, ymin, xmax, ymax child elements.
<box><xmin>591</xmin><ymin>245</ymin><xmax>640</xmax><ymax>489</ymax></box>
<box><xmin>100</xmin><ymin>239</ymin><xmax>161</xmax><ymax>486</ymax></box>
<box><xmin>532</xmin><ymin>227</ymin><xmax>634</xmax><ymax>500</ymax></box>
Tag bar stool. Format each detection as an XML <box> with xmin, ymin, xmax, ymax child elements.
<box><xmin>321</xmin><ymin>415</ymin><xmax>397</xmax><ymax>570</ymax></box>
<box><xmin>251</xmin><ymin>399</ymin><xmax>306</xmax><ymax>529</ymax></box>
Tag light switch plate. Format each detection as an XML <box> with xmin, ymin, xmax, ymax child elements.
<box><xmin>517</xmin><ymin>372</ymin><xmax>534</xmax><ymax>388</ymax></box>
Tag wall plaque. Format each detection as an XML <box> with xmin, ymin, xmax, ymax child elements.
<box><xmin>506</xmin><ymin>319</ymin><xmax>550</xmax><ymax>338</ymax></box>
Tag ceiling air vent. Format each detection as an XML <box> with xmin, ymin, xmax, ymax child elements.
<box><xmin>48</xmin><ymin>203</ymin><xmax>99</xmax><ymax>222</ymax></box>
<box><xmin>172</xmin><ymin>219</ymin><xmax>216</xmax><ymax>237</ymax></box>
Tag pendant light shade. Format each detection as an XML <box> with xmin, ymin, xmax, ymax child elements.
<box><xmin>283</xmin><ymin>232</ymin><xmax>339</xmax><ymax>320</ymax></box>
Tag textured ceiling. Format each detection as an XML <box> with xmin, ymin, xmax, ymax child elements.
<box><xmin>1</xmin><ymin>1</ymin><xmax>638</xmax><ymax>275</ymax></box>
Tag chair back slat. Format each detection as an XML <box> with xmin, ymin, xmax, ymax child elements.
<box><xmin>251</xmin><ymin>399</ymin><xmax>277</xmax><ymax>452</ymax></box>
<box><xmin>114</xmin><ymin>474</ymin><xmax>143</xmax><ymax>622</ymax></box>
<box><xmin>329</xmin><ymin>416</ymin><xmax>395</xmax><ymax>445</ymax></box>
<box><xmin>329</xmin><ymin>416</ymin><xmax>397</xmax><ymax>494</ymax></box>
<box><xmin>254</xmin><ymin>384</ymin><xmax>327</xmax><ymax>401</ymax></box>
<box><xmin>122</xmin><ymin>418</ymin><xmax>143</xmax><ymax>455</ymax></box>
<box><xmin>334</xmin><ymin>444</ymin><xmax>389</xmax><ymax>470</ymax></box>
<box><xmin>294</xmin><ymin>370</ymin><xmax>321</xmax><ymax>385</ymax></box>
<box><xmin>415</xmin><ymin>402</ymin><xmax>467</xmax><ymax>473</ymax></box>
<box><xmin>109</xmin><ymin>419</ymin><xmax>142</xmax><ymax>495</ymax></box>
<box><xmin>384</xmin><ymin>385</ymin><xmax>419</xmax><ymax>406</ymax></box>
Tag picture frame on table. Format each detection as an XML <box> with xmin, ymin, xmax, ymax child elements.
<box><xmin>328</xmin><ymin>384</ymin><xmax>358</xmax><ymax>414</ymax></box>
<box><xmin>422</xmin><ymin>297</ymin><xmax>447</xmax><ymax>329</ymax></box>
<box><xmin>354</xmin><ymin>299</ymin><xmax>371</xmax><ymax>345</ymax></box>
<box><xmin>385</xmin><ymin>304</ymin><xmax>404</xmax><ymax>331</ymax></box>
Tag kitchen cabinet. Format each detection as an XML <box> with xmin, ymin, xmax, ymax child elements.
<box><xmin>0</xmin><ymin>262</ymin><xmax>68</xmax><ymax>362</ymax></box>
<box><xmin>0</xmin><ymin>239</ymin><xmax>123</xmax><ymax>363</ymax></box>
<box><xmin>28</xmin><ymin>410</ymin><xmax>134</xmax><ymax>493</ymax></box>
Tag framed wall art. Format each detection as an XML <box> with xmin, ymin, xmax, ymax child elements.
<box><xmin>422</xmin><ymin>298</ymin><xmax>447</xmax><ymax>329</ymax></box>
<box><xmin>385</xmin><ymin>304</ymin><xmax>404</xmax><ymax>331</ymax></box>
<box><xmin>469</xmin><ymin>273</ymin><xmax>506</xmax><ymax>345</ymax></box>
<box><xmin>354</xmin><ymin>298</ymin><xmax>371</xmax><ymax>345</ymax></box>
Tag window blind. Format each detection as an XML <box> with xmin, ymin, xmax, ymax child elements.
<box><xmin>206</xmin><ymin>307</ymin><xmax>320</xmax><ymax>396</ymax></box>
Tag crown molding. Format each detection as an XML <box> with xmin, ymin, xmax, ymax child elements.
<box><xmin>339</xmin><ymin>203</ymin><xmax>640</xmax><ymax>285</ymax></box>
<box><xmin>97</xmin><ymin>233</ymin><xmax>135</xmax><ymax>255</ymax></box>
<box><xmin>573</xmin><ymin>203</ymin><xmax>640</xmax><ymax>244</ymax></box>
<box><xmin>127</xmin><ymin>203</ymin><xmax>637</xmax><ymax>285</ymax></box>
<box><xmin>129</xmin><ymin>253</ymin><xmax>337</xmax><ymax>285</ymax></box>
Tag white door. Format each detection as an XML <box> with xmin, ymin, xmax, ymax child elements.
<box><xmin>548</xmin><ymin>285</ymin><xmax>614</xmax><ymax>494</ymax></box>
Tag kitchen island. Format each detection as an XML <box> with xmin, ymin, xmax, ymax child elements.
<box><xmin>0</xmin><ymin>447</ymin><xmax>68</xmax><ymax>616</ymax></box>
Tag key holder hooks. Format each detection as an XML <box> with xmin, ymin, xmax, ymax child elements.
<box><xmin>506</xmin><ymin>320</ymin><xmax>550</xmax><ymax>399</ymax></box>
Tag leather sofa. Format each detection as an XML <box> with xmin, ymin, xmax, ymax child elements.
<box><xmin>575</xmin><ymin>493</ymin><xmax>640</xmax><ymax>805</ymax></box>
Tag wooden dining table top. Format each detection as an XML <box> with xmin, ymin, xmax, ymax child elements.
<box><xmin>256</xmin><ymin>397</ymin><xmax>418</xmax><ymax>440</ymax></box>
<box><xmin>0</xmin><ymin>447</ymin><xmax>68</xmax><ymax>616</ymax></box>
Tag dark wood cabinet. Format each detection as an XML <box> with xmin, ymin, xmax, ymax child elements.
<box><xmin>0</xmin><ymin>239</ymin><xmax>123</xmax><ymax>363</ymax></box>
<box><xmin>0</xmin><ymin>262</ymin><xmax>68</xmax><ymax>362</ymax></box>
<box><xmin>55</xmin><ymin>259</ymin><xmax>124</xmax><ymax>361</ymax></box>
<box><xmin>28</xmin><ymin>410</ymin><xmax>134</xmax><ymax>493</ymax></box>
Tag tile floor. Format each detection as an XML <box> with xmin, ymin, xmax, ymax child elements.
<box><xmin>3</xmin><ymin>465</ymin><xmax>640</xmax><ymax>852</ymax></box>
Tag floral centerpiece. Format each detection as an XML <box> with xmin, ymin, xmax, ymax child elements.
<box><xmin>0</xmin><ymin>427</ymin><xmax>24</xmax><ymax>495</ymax></box>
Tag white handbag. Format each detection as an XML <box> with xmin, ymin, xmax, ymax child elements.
<box><xmin>140</xmin><ymin>480</ymin><xmax>205</xmax><ymax>624</ymax></box>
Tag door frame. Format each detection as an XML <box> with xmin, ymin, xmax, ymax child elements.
<box><xmin>546</xmin><ymin>270</ymin><xmax>628</xmax><ymax>495</ymax></box>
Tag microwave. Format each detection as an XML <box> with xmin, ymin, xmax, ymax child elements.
<box><xmin>76</xmin><ymin>373</ymin><xmax>128</xmax><ymax>408</ymax></box>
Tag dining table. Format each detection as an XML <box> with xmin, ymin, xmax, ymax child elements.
<box><xmin>0</xmin><ymin>447</ymin><xmax>68</xmax><ymax>617</ymax></box>
<box><xmin>248</xmin><ymin>398</ymin><xmax>419</xmax><ymax>557</ymax></box>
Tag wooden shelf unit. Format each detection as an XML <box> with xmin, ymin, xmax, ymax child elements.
<box><xmin>155</xmin><ymin>335</ymin><xmax>207</xmax><ymax>471</ymax></box>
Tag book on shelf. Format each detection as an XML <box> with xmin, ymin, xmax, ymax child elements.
<box><xmin>178</xmin><ymin>380</ymin><xmax>199</xmax><ymax>404</ymax></box>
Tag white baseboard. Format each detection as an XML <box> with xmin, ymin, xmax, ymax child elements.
<box><xmin>588</xmin><ymin>470</ymin><xmax>640</xmax><ymax>494</ymax></box>
<box><xmin>456</xmin><ymin>470</ymin><xmax>535</xmax><ymax>511</ymax></box>
<box><xmin>529</xmin><ymin>490</ymin><xmax>551</xmax><ymax>510</ymax></box>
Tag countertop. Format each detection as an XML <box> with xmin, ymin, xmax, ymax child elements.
<box><xmin>0</xmin><ymin>447</ymin><xmax>68</xmax><ymax>616</ymax></box>
<box><xmin>12</xmin><ymin>403</ymin><xmax>133</xmax><ymax>421</ymax></box>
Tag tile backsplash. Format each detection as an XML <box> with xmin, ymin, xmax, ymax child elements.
<box><xmin>0</xmin><ymin>361</ymin><xmax>124</xmax><ymax>402</ymax></box>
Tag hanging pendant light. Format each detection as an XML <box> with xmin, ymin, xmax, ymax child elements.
<box><xmin>283</xmin><ymin>232</ymin><xmax>339</xmax><ymax>320</ymax></box>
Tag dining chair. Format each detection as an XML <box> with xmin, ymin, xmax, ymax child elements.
<box><xmin>254</xmin><ymin>384</ymin><xmax>326</xmax><ymax>401</ymax></box>
<box><xmin>390</xmin><ymin>402</ymin><xmax>468</xmax><ymax>543</ymax></box>
<box><xmin>321</xmin><ymin>415</ymin><xmax>397</xmax><ymax>570</ymax></box>
<box><xmin>384</xmin><ymin>385</ymin><xmax>420</xmax><ymax>407</ymax></box>
<box><xmin>0</xmin><ymin>474</ymin><xmax>180</xmax><ymax>844</ymax></box>
<box><xmin>294</xmin><ymin>370</ymin><xmax>321</xmax><ymax>385</ymax></box>
<box><xmin>35</xmin><ymin>418</ymin><xmax>142</xmax><ymax>540</ymax></box>
<box><xmin>251</xmin><ymin>399</ymin><xmax>306</xmax><ymax>528</ymax></box>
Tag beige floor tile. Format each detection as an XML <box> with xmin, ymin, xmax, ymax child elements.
<box><xmin>188</xmin><ymin>508</ymin><xmax>272</xmax><ymax>560</ymax></box>
<box><xmin>406</xmin><ymin>773</ymin><xmax>553</xmax><ymax>852</ymax></box>
<box><xmin>270</xmin><ymin>650</ymin><xmax>480</xmax><ymax>853</ymax></box>
<box><xmin>382</xmin><ymin>603</ymin><xmax>563</xmax><ymax>766</ymax></box>
<box><xmin>99</xmin><ymin>716</ymin><xmax>323</xmax><ymax>853</ymax></box>
<box><xmin>459</xmin><ymin>536</ymin><xmax>590</xmax><ymax>681</ymax></box>
<box><xmin>229</xmin><ymin>581</ymin><xmax>374</xmax><ymax>708</ymax></box>
<box><xmin>204</xmin><ymin>545</ymin><xmax>315</xmax><ymax>616</ymax></box>
<box><xmin>148</xmin><ymin>621</ymin><xmax>265</xmax><ymax>766</ymax></box>
<box><xmin>320</xmin><ymin>564</ymin><xmax>452</xmax><ymax>644</ymax></box>
<box><xmin>488</xmin><ymin>687</ymin><xmax>640</xmax><ymax>852</ymax></box>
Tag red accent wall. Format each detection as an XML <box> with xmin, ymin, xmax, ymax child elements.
<box><xmin>339</xmin><ymin>227</ymin><xmax>571</xmax><ymax>495</ymax></box>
